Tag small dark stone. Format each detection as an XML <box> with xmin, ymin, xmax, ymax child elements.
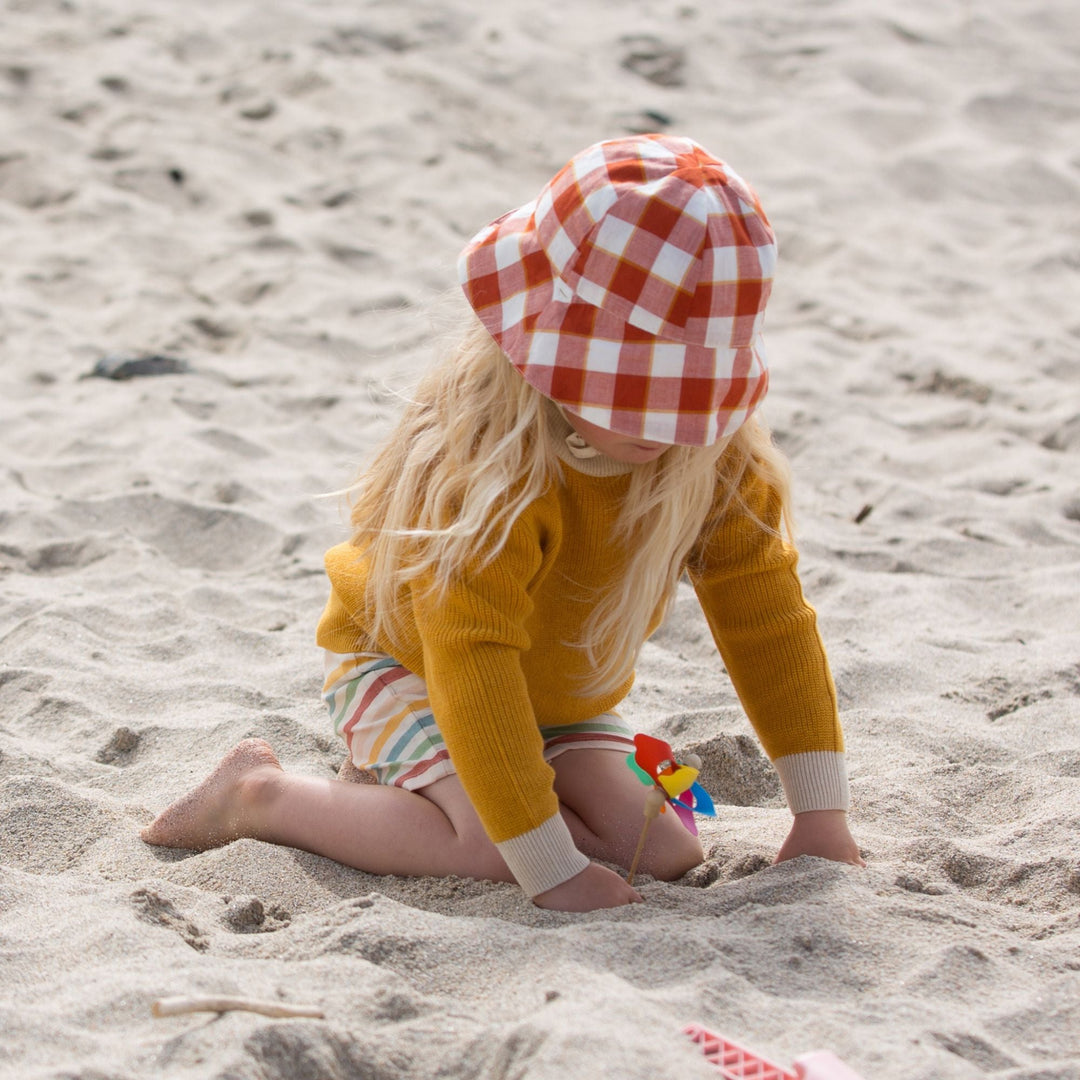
<box><xmin>4</xmin><ymin>66</ymin><xmax>33</xmax><ymax>88</ymax></box>
<box><xmin>243</xmin><ymin>209</ymin><xmax>274</xmax><ymax>227</ymax></box>
<box><xmin>87</xmin><ymin>354</ymin><xmax>191</xmax><ymax>380</ymax></box>
<box><xmin>373</xmin><ymin>990</ymin><xmax>421</xmax><ymax>1021</ymax></box>
<box><xmin>616</xmin><ymin>108</ymin><xmax>676</xmax><ymax>135</ymax></box>
<box><xmin>224</xmin><ymin>896</ymin><xmax>266</xmax><ymax>930</ymax></box>
<box><xmin>239</xmin><ymin>100</ymin><xmax>276</xmax><ymax>121</ymax></box>
<box><xmin>620</xmin><ymin>36</ymin><xmax>687</xmax><ymax>88</ymax></box>
<box><xmin>96</xmin><ymin>726</ymin><xmax>140</xmax><ymax>764</ymax></box>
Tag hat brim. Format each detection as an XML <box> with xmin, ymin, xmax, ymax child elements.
<box><xmin>459</xmin><ymin>198</ymin><xmax>769</xmax><ymax>446</ymax></box>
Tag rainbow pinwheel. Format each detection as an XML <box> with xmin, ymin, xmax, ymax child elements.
<box><xmin>625</xmin><ymin>733</ymin><xmax>716</xmax><ymax>885</ymax></box>
<box><xmin>627</xmin><ymin>733</ymin><xmax>716</xmax><ymax>833</ymax></box>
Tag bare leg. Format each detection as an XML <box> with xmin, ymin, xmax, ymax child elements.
<box><xmin>552</xmin><ymin>749</ymin><xmax>704</xmax><ymax>880</ymax></box>
<box><xmin>142</xmin><ymin>738</ymin><xmax>512</xmax><ymax>882</ymax></box>
<box><xmin>141</xmin><ymin>742</ymin><xmax>702</xmax><ymax>886</ymax></box>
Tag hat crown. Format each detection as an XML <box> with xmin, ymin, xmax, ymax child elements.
<box><xmin>529</xmin><ymin>135</ymin><xmax>776</xmax><ymax>349</ymax></box>
<box><xmin>456</xmin><ymin>134</ymin><xmax>774</xmax><ymax>446</ymax></box>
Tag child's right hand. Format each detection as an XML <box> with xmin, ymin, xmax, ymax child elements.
<box><xmin>533</xmin><ymin>863</ymin><xmax>644</xmax><ymax>911</ymax></box>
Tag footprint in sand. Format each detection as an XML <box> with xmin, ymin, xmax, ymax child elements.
<box><xmin>929</xmin><ymin>1031</ymin><xmax>1018</xmax><ymax>1073</ymax></box>
<box><xmin>55</xmin><ymin>494</ymin><xmax>285</xmax><ymax>573</ymax></box>
<box><xmin>965</xmin><ymin>90</ymin><xmax>1080</xmax><ymax>150</ymax></box>
<box><xmin>0</xmin><ymin>154</ymin><xmax>76</xmax><ymax>209</ymax></box>
<box><xmin>130</xmin><ymin>886</ymin><xmax>209</xmax><ymax>952</ymax></box>
<box><xmin>2</xmin><ymin>537</ymin><xmax>111</xmax><ymax>575</ymax></box>
<box><xmin>0</xmin><ymin>778</ymin><xmax>112</xmax><ymax>874</ymax></box>
<box><xmin>222</xmin><ymin>895</ymin><xmax>291</xmax><ymax>933</ymax></box>
<box><xmin>1042</xmin><ymin>414</ymin><xmax>1080</xmax><ymax>452</ymax></box>
<box><xmin>619</xmin><ymin>35</ymin><xmax>687</xmax><ymax>88</ymax></box>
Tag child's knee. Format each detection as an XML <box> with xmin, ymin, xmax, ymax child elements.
<box><xmin>644</xmin><ymin>827</ymin><xmax>704</xmax><ymax>881</ymax></box>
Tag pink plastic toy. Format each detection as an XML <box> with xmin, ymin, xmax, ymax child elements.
<box><xmin>683</xmin><ymin>1025</ymin><xmax>867</xmax><ymax>1080</ymax></box>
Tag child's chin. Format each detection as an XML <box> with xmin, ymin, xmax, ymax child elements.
<box><xmin>621</xmin><ymin>445</ymin><xmax>668</xmax><ymax>463</ymax></box>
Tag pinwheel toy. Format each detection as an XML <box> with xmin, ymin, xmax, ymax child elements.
<box><xmin>625</xmin><ymin>733</ymin><xmax>716</xmax><ymax>885</ymax></box>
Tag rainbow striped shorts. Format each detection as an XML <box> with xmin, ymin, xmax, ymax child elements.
<box><xmin>322</xmin><ymin>649</ymin><xmax>636</xmax><ymax>790</ymax></box>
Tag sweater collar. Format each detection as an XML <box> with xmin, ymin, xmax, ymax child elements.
<box><xmin>551</xmin><ymin>411</ymin><xmax>635</xmax><ymax>477</ymax></box>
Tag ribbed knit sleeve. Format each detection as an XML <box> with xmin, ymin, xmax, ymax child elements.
<box><xmin>408</xmin><ymin>503</ymin><xmax>589</xmax><ymax>894</ymax></box>
<box><xmin>687</xmin><ymin>469</ymin><xmax>849</xmax><ymax>813</ymax></box>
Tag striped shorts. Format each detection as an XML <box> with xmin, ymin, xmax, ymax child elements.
<box><xmin>322</xmin><ymin>649</ymin><xmax>636</xmax><ymax>790</ymax></box>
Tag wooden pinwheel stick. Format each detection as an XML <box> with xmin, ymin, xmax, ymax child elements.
<box><xmin>626</xmin><ymin>787</ymin><xmax>668</xmax><ymax>886</ymax></box>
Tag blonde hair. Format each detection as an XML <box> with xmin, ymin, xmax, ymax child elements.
<box><xmin>346</xmin><ymin>316</ymin><xmax>792</xmax><ymax>695</ymax></box>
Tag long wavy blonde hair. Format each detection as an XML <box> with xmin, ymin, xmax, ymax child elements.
<box><xmin>347</xmin><ymin>316</ymin><xmax>792</xmax><ymax>695</ymax></box>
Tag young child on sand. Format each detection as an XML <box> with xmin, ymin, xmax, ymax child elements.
<box><xmin>143</xmin><ymin>134</ymin><xmax>862</xmax><ymax>912</ymax></box>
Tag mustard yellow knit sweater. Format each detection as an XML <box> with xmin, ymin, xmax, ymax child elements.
<box><xmin>317</xmin><ymin>450</ymin><xmax>846</xmax><ymax>896</ymax></box>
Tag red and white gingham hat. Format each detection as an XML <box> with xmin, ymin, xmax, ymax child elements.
<box><xmin>458</xmin><ymin>134</ymin><xmax>776</xmax><ymax>446</ymax></box>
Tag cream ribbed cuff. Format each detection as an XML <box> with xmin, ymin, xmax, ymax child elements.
<box><xmin>495</xmin><ymin>814</ymin><xmax>590</xmax><ymax>898</ymax></box>
<box><xmin>773</xmin><ymin>751</ymin><xmax>850</xmax><ymax>814</ymax></box>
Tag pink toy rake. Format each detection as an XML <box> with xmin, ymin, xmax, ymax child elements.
<box><xmin>684</xmin><ymin>1025</ymin><xmax>866</xmax><ymax>1080</ymax></box>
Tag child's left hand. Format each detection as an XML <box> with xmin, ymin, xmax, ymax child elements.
<box><xmin>774</xmin><ymin>809</ymin><xmax>865</xmax><ymax>867</ymax></box>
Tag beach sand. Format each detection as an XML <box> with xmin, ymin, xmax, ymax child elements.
<box><xmin>1</xmin><ymin>1</ymin><xmax>1078</xmax><ymax>1077</ymax></box>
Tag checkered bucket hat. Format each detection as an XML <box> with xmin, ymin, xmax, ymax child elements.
<box><xmin>458</xmin><ymin>134</ymin><xmax>777</xmax><ymax>446</ymax></box>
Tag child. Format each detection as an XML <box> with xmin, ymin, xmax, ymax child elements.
<box><xmin>142</xmin><ymin>134</ymin><xmax>862</xmax><ymax>912</ymax></box>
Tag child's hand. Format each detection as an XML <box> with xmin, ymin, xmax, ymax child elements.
<box><xmin>533</xmin><ymin>863</ymin><xmax>644</xmax><ymax>911</ymax></box>
<box><xmin>774</xmin><ymin>809</ymin><xmax>866</xmax><ymax>867</ymax></box>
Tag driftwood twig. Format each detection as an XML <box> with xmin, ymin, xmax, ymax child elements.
<box><xmin>151</xmin><ymin>995</ymin><xmax>324</xmax><ymax>1020</ymax></box>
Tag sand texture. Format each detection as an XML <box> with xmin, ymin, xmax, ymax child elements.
<box><xmin>1</xmin><ymin>0</ymin><xmax>1079</xmax><ymax>1077</ymax></box>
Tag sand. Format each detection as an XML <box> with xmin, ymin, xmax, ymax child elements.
<box><xmin>1</xmin><ymin>0</ymin><xmax>1078</xmax><ymax>1077</ymax></box>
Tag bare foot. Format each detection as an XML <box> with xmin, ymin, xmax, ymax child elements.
<box><xmin>141</xmin><ymin>738</ymin><xmax>282</xmax><ymax>851</ymax></box>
